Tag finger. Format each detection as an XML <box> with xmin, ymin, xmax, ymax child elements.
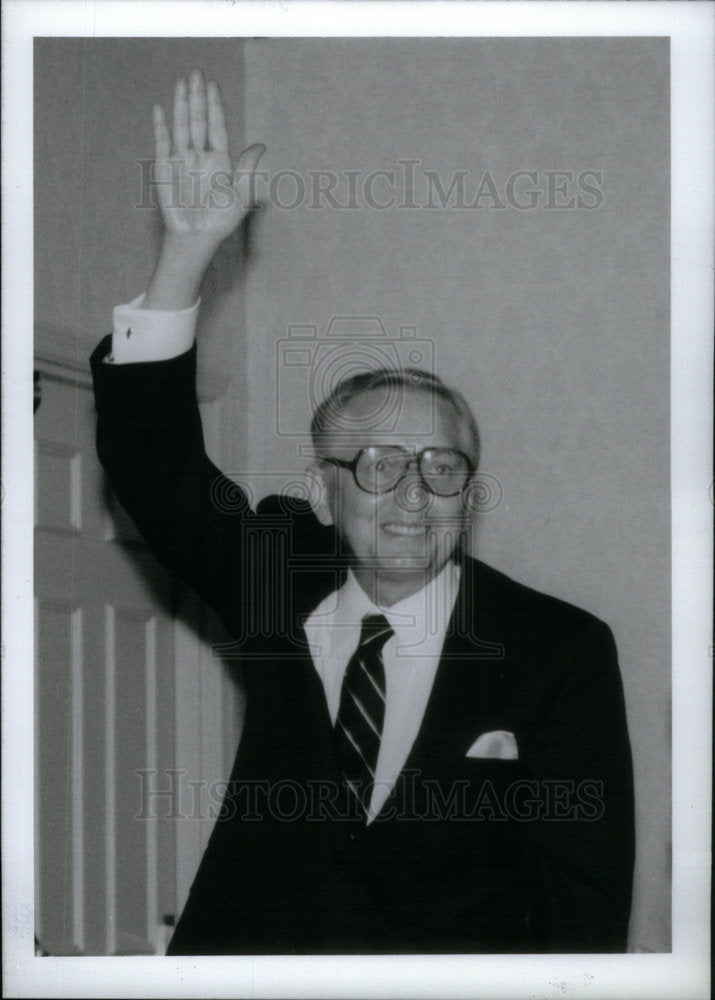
<box><xmin>206</xmin><ymin>80</ymin><xmax>229</xmax><ymax>154</ymax></box>
<box><xmin>153</xmin><ymin>104</ymin><xmax>171</xmax><ymax>162</ymax></box>
<box><xmin>173</xmin><ymin>76</ymin><xmax>189</xmax><ymax>153</ymax></box>
<box><xmin>189</xmin><ymin>68</ymin><xmax>207</xmax><ymax>152</ymax></box>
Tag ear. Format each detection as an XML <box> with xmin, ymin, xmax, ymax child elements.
<box><xmin>306</xmin><ymin>462</ymin><xmax>335</xmax><ymax>526</ymax></box>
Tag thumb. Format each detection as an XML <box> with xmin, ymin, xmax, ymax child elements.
<box><xmin>234</xmin><ymin>142</ymin><xmax>267</xmax><ymax>178</ymax></box>
<box><xmin>233</xmin><ymin>142</ymin><xmax>267</xmax><ymax>211</ymax></box>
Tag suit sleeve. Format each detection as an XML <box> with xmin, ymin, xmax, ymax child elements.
<box><xmin>524</xmin><ymin>619</ymin><xmax>635</xmax><ymax>952</ymax></box>
<box><xmin>91</xmin><ymin>336</ymin><xmax>258</xmax><ymax>635</ymax></box>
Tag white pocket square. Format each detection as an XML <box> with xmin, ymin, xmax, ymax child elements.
<box><xmin>466</xmin><ymin>730</ymin><xmax>518</xmax><ymax>760</ymax></box>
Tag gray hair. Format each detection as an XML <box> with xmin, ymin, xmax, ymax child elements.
<box><xmin>310</xmin><ymin>367</ymin><xmax>480</xmax><ymax>467</ymax></box>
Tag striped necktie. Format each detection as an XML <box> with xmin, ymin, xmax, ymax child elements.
<box><xmin>334</xmin><ymin>613</ymin><xmax>394</xmax><ymax>818</ymax></box>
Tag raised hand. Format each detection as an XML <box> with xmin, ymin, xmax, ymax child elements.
<box><xmin>143</xmin><ymin>69</ymin><xmax>265</xmax><ymax>310</ymax></box>
<box><xmin>153</xmin><ymin>70</ymin><xmax>265</xmax><ymax>242</ymax></box>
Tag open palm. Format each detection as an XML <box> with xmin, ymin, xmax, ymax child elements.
<box><xmin>153</xmin><ymin>69</ymin><xmax>265</xmax><ymax>244</ymax></box>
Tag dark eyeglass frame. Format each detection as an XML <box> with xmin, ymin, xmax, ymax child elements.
<box><xmin>321</xmin><ymin>445</ymin><xmax>475</xmax><ymax>497</ymax></box>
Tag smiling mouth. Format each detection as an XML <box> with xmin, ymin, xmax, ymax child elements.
<box><xmin>382</xmin><ymin>522</ymin><xmax>428</xmax><ymax>536</ymax></box>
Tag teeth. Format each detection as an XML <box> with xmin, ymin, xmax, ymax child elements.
<box><xmin>383</xmin><ymin>523</ymin><xmax>426</xmax><ymax>535</ymax></box>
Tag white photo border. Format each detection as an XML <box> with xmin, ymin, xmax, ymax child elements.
<box><xmin>2</xmin><ymin>2</ymin><xmax>712</xmax><ymax>998</ymax></box>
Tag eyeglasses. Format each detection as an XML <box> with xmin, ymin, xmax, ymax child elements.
<box><xmin>323</xmin><ymin>446</ymin><xmax>474</xmax><ymax>497</ymax></box>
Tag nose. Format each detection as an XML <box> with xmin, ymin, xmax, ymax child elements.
<box><xmin>392</xmin><ymin>464</ymin><xmax>431</xmax><ymax>512</ymax></box>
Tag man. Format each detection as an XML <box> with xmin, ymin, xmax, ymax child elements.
<box><xmin>91</xmin><ymin>70</ymin><xmax>634</xmax><ymax>954</ymax></box>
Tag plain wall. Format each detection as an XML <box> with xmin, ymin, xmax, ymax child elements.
<box><xmin>34</xmin><ymin>36</ymin><xmax>671</xmax><ymax>954</ymax></box>
<box><xmin>241</xmin><ymin>38</ymin><xmax>671</xmax><ymax>953</ymax></box>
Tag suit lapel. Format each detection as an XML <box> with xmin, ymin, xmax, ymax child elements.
<box><xmin>382</xmin><ymin>557</ymin><xmax>527</xmax><ymax>810</ymax></box>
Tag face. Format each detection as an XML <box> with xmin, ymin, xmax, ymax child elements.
<box><xmin>310</xmin><ymin>387</ymin><xmax>474</xmax><ymax>605</ymax></box>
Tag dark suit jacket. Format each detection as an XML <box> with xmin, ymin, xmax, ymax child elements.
<box><xmin>91</xmin><ymin>337</ymin><xmax>635</xmax><ymax>954</ymax></box>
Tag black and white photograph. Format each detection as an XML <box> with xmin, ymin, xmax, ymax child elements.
<box><xmin>2</xmin><ymin>2</ymin><xmax>712</xmax><ymax>998</ymax></box>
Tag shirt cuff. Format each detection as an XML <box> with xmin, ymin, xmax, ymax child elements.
<box><xmin>110</xmin><ymin>293</ymin><xmax>199</xmax><ymax>364</ymax></box>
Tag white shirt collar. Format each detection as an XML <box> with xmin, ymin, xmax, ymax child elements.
<box><xmin>334</xmin><ymin>560</ymin><xmax>461</xmax><ymax>652</ymax></box>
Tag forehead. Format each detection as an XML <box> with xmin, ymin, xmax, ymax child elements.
<box><xmin>319</xmin><ymin>385</ymin><xmax>469</xmax><ymax>454</ymax></box>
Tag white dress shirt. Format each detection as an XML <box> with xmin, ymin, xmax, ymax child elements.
<box><xmin>304</xmin><ymin>564</ymin><xmax>461</xmax><ymax>822</ymax></box>
<box><xmin>109</xmin><ymin>296</ymin><xmax>462</xmax><ymax>822</ymax></box>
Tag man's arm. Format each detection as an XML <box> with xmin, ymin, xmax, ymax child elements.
<box><xmin>92</xmin><ymin>338</ymin><xmax>255</xmax><ymax>631</ymax></box>
<box><xmin>92</xmin><ymin>71</ymin><xmax>267</xmax><ymax>629</ymax></box>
